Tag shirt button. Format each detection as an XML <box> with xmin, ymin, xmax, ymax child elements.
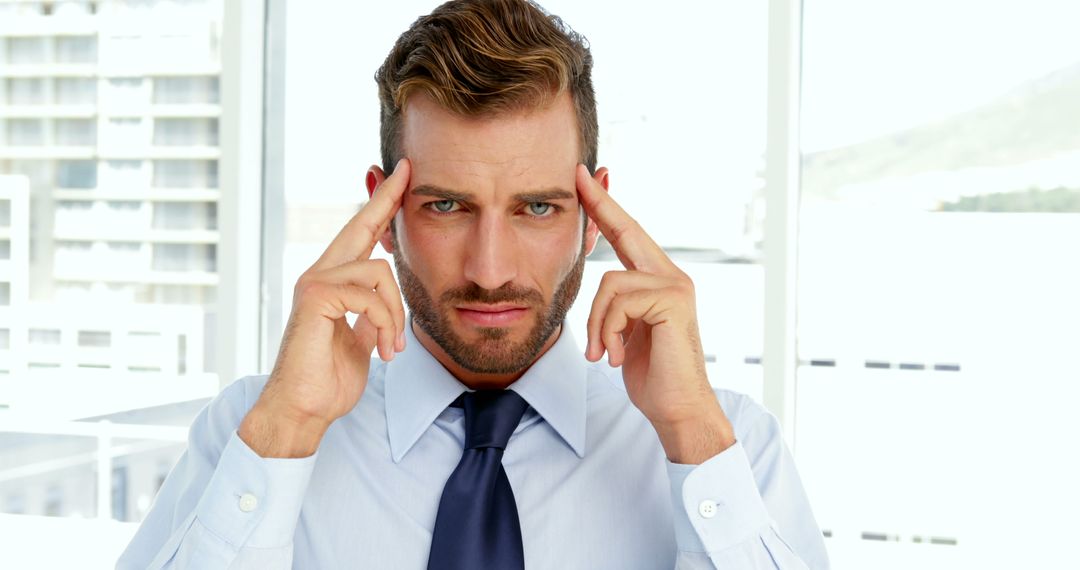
<box><xmin>698</xmin><ymin>499</ymin><xmax>718</xmax><ymax>519</ymax></box>
<box><xmin>238</xmin><ymin>493</ymin><xmax>259</xmax><ymax>513</ymax></box>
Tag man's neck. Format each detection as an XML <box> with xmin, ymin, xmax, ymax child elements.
<box><xmin>410</xmin><ymin>320</ymin><xmax>561</xmax><ymax>390</ymax></box>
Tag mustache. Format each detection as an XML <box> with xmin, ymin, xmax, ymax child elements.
<box><xmin>440</xmin><ymin>282</ymin><xmax>544</xmax><ymax>306</ymax></box>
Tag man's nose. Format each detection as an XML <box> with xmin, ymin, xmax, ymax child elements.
<box><xmin>462</xmin><ymin>214</ymin><xmax>519</xmax><ymax>291</ymax></box>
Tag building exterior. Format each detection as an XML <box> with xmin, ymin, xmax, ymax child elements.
<box><xmin>0</xmin><ymin>0</ymin><xmax>227</xmax><ymax>527</ymax></box>
<box><xmin>0</xmin><ymin>175</ymin><xmax>30</xmax><ymax>388</ymax></box>
<box><xmin>0</xmin><ymin>0</ymin><xmax>223</xmax><ymax>384</ymax></box>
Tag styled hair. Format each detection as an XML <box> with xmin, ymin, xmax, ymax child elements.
<box><xmin>375</xmin><ymin>0</ymin><xmax>598</xmax><ymax>175</ymax></box>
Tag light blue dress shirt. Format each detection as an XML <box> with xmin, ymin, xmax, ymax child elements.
<box><xmin>117</xmin><ymin>322</ymin><xmax>829</xmax><ymax>569</ymax></box>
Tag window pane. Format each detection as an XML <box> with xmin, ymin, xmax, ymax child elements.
<box><xmin>54</xmin><ymin>36</ymin><xmax>97</xmax><ymax>64</ymax></box>
<box><xmin>54</xmin><ymin>119</ymin><xmax>97</xmax><ymax>146</ymax></box>
<box><xmin>152</xmin><ymin>160</ymin><xmax>218</xmax><ymax>188</ymax></box>
<box><xmin>153</xmin><ymin>118</ymin><xmax>218</xmax><ymax>146</ymax></box>
<box><xmin>6</xmin><ymin>79</ymin><xmax>47</xmax><ymax>105</ymax></box>
<box><xmin>53</xmin><ymin>78</ymin><xmax>97</xmax><ymax>105</ymax></box>
<box><xmin>278</xmin><ymin>1</ymin><xmax>769</xmax><ymax>404</ymax></box>
<box><xmin>7</xmin><ymin>119</ymin><xmax>45</xmax><ymax>146</ymax></box>
<box><xmin>153</xmin><ymin>76</ymin><xmax>220</xmax><ymax>104</ymax></box>
<box><xmin>5</xmin><ymin>38</ymin><xmax>48</xmax><ymax>65</ymax></box>
<box><xmin>0</xmin><ymin>1</ymin><xmax>230</xmax><ymax>565</ymax></box>
<box><xmin>797</xmin><ymin>1</ymin><xmax>1080</xmax><ymax>568</ymax></box>
<box><xmin>56</xmin><ymin>160</ymin><xmax>97</xmax><ymax>188</ymax></box>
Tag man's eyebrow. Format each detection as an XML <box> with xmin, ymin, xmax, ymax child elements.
<box><xmin>410</xmin><ymin>185</ymin><xmax>576</xmax><ymax>203</ymax></box>
<box><xmin>411</xmin><ymin>184</ymin><xmax>474</xmax><ymax>202</ymax></box>
<box><xmin>513</xmin><ymin>189</ymin><xmax>576</xmax><ymax>203</ymax></box>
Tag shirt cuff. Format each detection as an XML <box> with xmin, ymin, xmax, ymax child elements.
<box><xmin>193</xmin><ymin>429</ymin><xmax>318</xmax><ymax>549</ymax></box>
<box><xmin>666</xmin><ymin>440</ymin><xmax>771</xmax><ymax>554</ymax></box>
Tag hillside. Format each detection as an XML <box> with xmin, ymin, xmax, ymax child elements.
<box><xmin>802</xmin><ymin>61</ymin><xmax>1080</xmax><ymax>200</ymax></box>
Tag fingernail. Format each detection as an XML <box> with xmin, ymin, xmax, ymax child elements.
<box><xmin>398</xmin><ymin>330</ymin><xmax>406</xmax><ymax>349</ymax></box>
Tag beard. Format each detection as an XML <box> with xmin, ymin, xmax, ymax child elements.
<box><xmin>392</xmin><ymin>233</ymin><xmax>586</xmax><ymax>375</ymax></box>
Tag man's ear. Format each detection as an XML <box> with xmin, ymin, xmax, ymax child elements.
<box><xmin>365</xmin><ymin>165</ymin><xmax>396</xmax><ymax>254</ymax></box>
<box><xmin>583</xmin><ymin>166</ymin><xmax>609</xmax><ymax>256</ymax></box>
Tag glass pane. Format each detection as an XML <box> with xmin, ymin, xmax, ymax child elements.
<box><xmin>5</xmin><ymin>38</ymin><xmax>48</xmax><ymax>65</ymax></box>
<box><xmin>54</xmin><ymin>36</ymin><xmax>97</xmax><ymax>64</ymax></box>
<box><xmin>152</xmin><ymin>76</ymin><xmax>220</xmax><ymax>105</ymax></box>
<box><xmin>279</xmin><ymin>0</ymin><xmax>769</xmax><ymax>401</ymax></box>
<box><xmin>54</xmin><ymin>119</ymin><xmax>97</xmax><ymax>146</ymax></box>
<box><xmin>53</xmin><ymin>78</ymin><xmax>97</xmax><ymax>105</ymax></box>
<box><xmin>0</xmin><ymin>1</ymin><xmax>229</xmax><ymax>567</ymax></box>
<box><xmin>6</xmin><ymin>79</ymin><xmax>47</xmax><ymax>105</ymax></box>
<box><xmin>152</xmin><ymin>160</ymin><xmax>218</xmax><ymax>189</ymax></box>
<box><xmin>6</xmin><ymin>119</ymin><xmax>45</xmax><ymax>146</ymax></box>
<box><xmin>152</xmin><ymin>118</ymin><xmax>218</xmax><ymax>147</ymax></box>
<box><xmin>797</xmin><ymin>1</ymin><xmax>1080</xmax><ymax>568</ymax></box>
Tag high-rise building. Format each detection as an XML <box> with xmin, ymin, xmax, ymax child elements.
<box><xmin>0</xmin><ymin>0</ymin><xmax>224</xmax><ymax>406</ymax></box>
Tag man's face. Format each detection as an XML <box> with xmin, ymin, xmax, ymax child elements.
<box><xmin>385</xmin><ymin>92</ymin><xmax>599</xmax><ymax>375</ymax></box>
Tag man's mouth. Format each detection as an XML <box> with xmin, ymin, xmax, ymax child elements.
<box><xmin>455</xmin><ymin>304</ymin><xmax>529</xmax><ymax>326</ymax></box>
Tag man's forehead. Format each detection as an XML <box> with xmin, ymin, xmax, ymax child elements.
<box><xmin>400</xmin><ymin>92</ymin><xmax>580</xmax><ymax>195</ymax></box>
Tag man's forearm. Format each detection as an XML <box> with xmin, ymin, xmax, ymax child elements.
<box><xmin>238</xmin><ymin>403</ymin><xmax>329</xmax><ymax>458</ymax></box>
<box><xmin>653</xmin><ymin>400</ymin><xmax>736</xmax><ymax>465</ymax></box>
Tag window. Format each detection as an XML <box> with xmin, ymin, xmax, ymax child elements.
<box><xmin>5</xmin><ymin>38</ymin><xmax>48</xmax><ymax>65</ymax></box>
<box><xmin>275</xmin><ymin>1</ymin><xmax>769</xmax><ymax>401</ymax></box>
<box><xmin>54</xmin><ymin>119</ymin><xmax>97</xmax><ymax>146</ymax></box>
<box><xmin>152</xmin><ymin>202</ymin><xmax>215</xmax><ymax>230</ymax></box>
<box><xmin>153</xmin><ymin>118</ymin><xmax>219</xmax><ymax>147</ymax></box>
<box><xmin>6</xmin><ymin>119</ymin><xmax>45</xmax><ymax>146</ymax></box>
<box><xmin>151</xmin><ymin>243</ymin><xmax>216</xmax><ymax>273</ymax></box>
<box><xmin>53</xmin><ymin>78</ymin><xmax>97</xmax><ymax>105</ymax></box>
<box><xmin>6</xmin><ymin>78</ymin><xmax>47</xmax><ymax>105</ymax></box>
<box><xmin>54</xmin><ymin>36</ymin><xmax>97</xmax><ymax>64</ymax></box>
<box><xmin>796</xmin><ymin>0</ymin><xmax>1080</xmax><ymax>567</ymax></box>
<box><xmin>1</xmin><ymin>3</ymin><xmax>232</xmax><ymax>565</ymax></box>
<box><xmin>152</xmin><ymin>159</ymin><xmax>218</xmax><ymax>188</ymax></box>
<box><xmin>153</xmin><ymin>76</ymin><xmax>220</xmax><ymax>105</ymax></box>
<box><xmin>56</xmin><ymin>160</ymin><xmax>97</xmax><ymax>189</ymax></box>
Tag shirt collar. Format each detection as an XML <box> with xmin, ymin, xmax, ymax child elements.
<box><xmin>385</xmin><ymin>319</ymin><xmax>588</xmax><ymax>463</ymax></box>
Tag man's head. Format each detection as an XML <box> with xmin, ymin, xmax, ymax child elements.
<box><xmin>366</xmin><ymin>0</ymin><xmax>608</xmax><ymax>383</ymax></box>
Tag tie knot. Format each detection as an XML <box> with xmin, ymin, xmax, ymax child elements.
<box><xmin>456</xmin><ymin>390</ymin><xmax>528</xmax><ymax>450</ymax></box>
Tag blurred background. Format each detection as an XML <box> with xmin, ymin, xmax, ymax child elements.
<box><xmin>0</xmin><ymin>0</ymin><xmax>1077</xmax><ymax>567</ymax></box>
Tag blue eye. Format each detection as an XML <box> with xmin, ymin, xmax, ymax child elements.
<box><xmin>527</xmin><ymin>202</ymin><xmax>553</xmax><ymax>216</ymax></box>
<box><xmin>432</xmin><ymin>200</ymin><xmax>457</xmax><ymax>212</ymax></box>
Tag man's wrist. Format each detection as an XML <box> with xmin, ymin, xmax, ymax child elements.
<box><xmin>238</xmin><ymin>402</ymin><xmax>330</xmax><ymax>459</ymax></box>
<box><xmin>652</xmin><ymin>403</ymin><xmax>736</xmax><ymax>465</ymax></box>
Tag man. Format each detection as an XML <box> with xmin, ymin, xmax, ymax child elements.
<box><xmin>118</xmin><ymin>0</ymin><xmax>829</xmax><ymax>568</ymax></box>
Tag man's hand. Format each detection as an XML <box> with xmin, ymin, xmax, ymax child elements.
<box><xmin>576</xmin><ymin>165</ymin><xmax>735</xmax><ymax>464</ymax></box>
<box><xmin>238</xmin><ymin>159</ymin><xmax>412</xmax><ymax>458</ymax></box>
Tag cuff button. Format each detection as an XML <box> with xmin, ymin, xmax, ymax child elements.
<box><xmin>698</xmin><ymin>499</ymin><xmax>718</xmax><ymax>519</ymax></box>
<box><xmin>239</xmin><ymin>493</ymin><xmax>259</xmax><ymax>513</ymax></box>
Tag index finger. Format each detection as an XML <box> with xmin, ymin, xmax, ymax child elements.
<box><xmin>575</xmin><ymin>164</ymin><xmax>673</xmax><ymax>273</ymax></box>
<box><xmin>313</xmin><ymin>158</ymin><xmax>412</xmax><ymax>271</ymax></box>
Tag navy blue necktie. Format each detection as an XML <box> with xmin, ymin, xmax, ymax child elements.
<box><xmin>427</xmin><ymin>390</ymin><xmax>529</xmax><ymax>570</ymax></box>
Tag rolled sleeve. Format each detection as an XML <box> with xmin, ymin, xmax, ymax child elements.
<box><xmin>193</xmin><ymin>429</ymin><xmax>318</xmax><ymax>550</ymax></box>
<box><xmin>667</xmin><ymin>441</ymin><xmax>772</xmax><ymax>555</ymax></box>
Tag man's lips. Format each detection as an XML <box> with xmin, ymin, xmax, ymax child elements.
<box><xmin>455</xmin><ymin>304</ymin><xmax>529</xmax><ymax>326</ymax></box>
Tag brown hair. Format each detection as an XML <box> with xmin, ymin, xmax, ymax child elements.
<box><xmin>375</xmin><ymin>0</ymin><xmax>598</xmax><ymax>175</ymax></box>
